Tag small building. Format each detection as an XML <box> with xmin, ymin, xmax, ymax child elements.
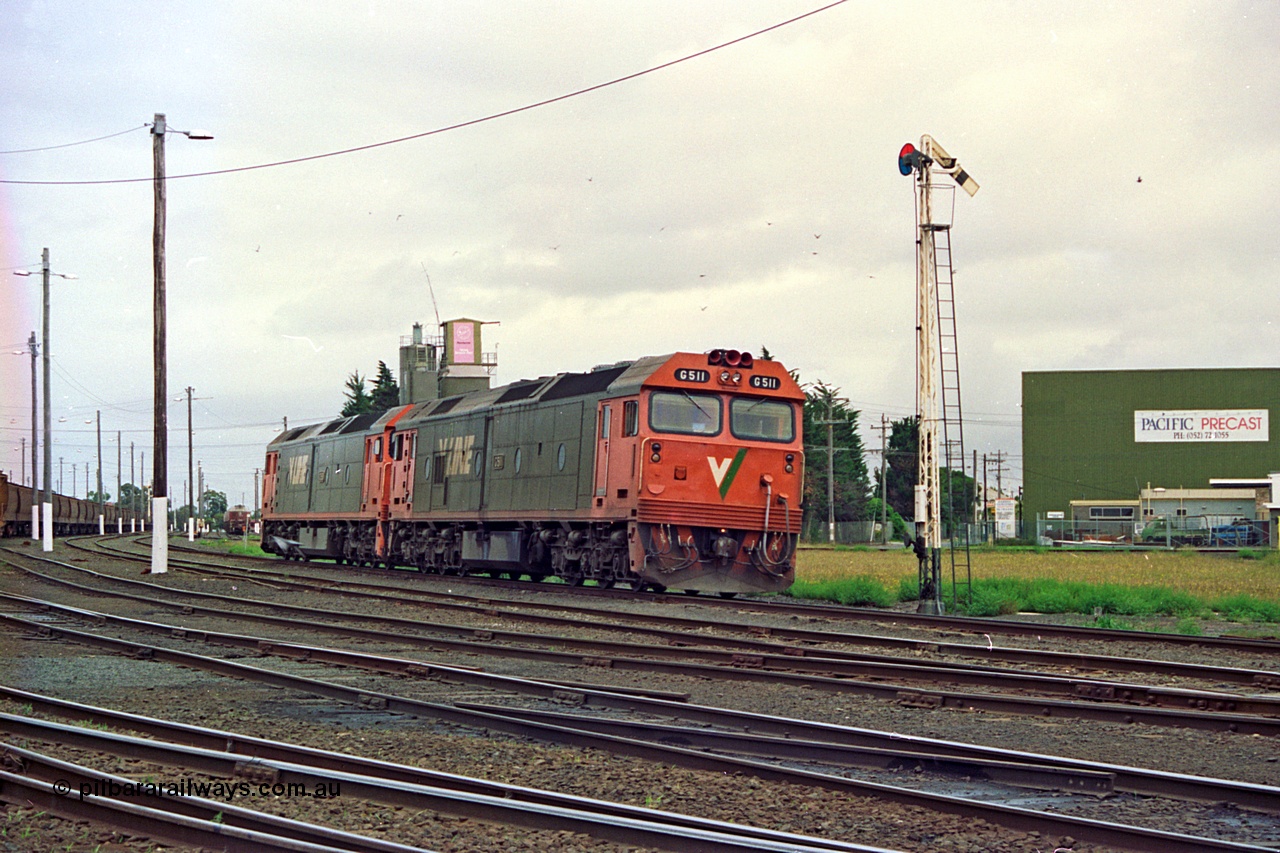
<box><xmin>1139</xmin><ymin>487</ymin><xmax>1258</xmax><ymax>525</ymax></box>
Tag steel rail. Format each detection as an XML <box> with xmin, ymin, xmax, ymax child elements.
<box><xmin>0</xmin><ymin>688</ymin><xmax>1109</xmax><ymax>797</ymax></box>
<box><xmin>146</xmin><ymin>533</ymin><xmax>1280</xmax><ymax>656</ymax></box>
<box><xmin>0</xmin><ymin>762</ymin><xmax>412</xmax><ymax>853</ymax></box>
<box><xmin>0</xmin><ymin>616</ymin><xmax>1269</xmax><ymax>852</ymax></box>
<box><xmin>22</xmin><ymin>545</ymin><xmax>1280</xmax><ymax>695</ymax></box>
<box><xmin>6</xmin><ymin>585</ymin><xmax>1280</xmax><ymax>738</ymax></box>
<box><xmin>1</xmin><ymin>720</ymin><xmax>884</xmax><ymax>853</ymax></box>
<box><xmin>7</xmin><ymin>613</ymin><xmax>1275</xmax><ymax>816</ymax></box>
<box><xmin>5</xmin><ymin>607</ymin><xmax>1274</xmax><ymax>814</ymax></box>
<box><xmin>11</xmin><ymin>560</ymin><xmax>1276</xmax><ymax>718</ymax></box>
<box><xmin>0</xmin><ymin>687</ymin><xmax>898</xmax><ymax>852</ymax></box>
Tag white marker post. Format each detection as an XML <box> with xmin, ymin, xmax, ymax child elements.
<box><xmin>151</xmin><ymin>496</ymin><xmax>168</xmax><ymax>574</ymax></box>
<box><xmin>41</xmin><ymin>503</ymin><xmax>52</xmax><ymax>552</ymax></box>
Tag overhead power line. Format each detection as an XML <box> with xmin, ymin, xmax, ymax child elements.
<box><xmin>0</xmin><ymin>124</ymin><xmax>148</xmax><ymax>155</ymax></box>
<box><xmin>0</xmin><ymin>1</ymin><xmax>848</xmax><ymax>187</ymax></box>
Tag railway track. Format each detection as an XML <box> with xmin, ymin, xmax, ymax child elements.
<box><xmin>2</xmin><ymin>608</ymin><xmax>1276</xmax><ymax>852</ymax></box>
<box><xmin>90</xmin><ymin>535</ymin><xmax>1280</xmax><ymax>673</ymax></box>
<box><xmin>5</xmin><ymin>556</ymin><xmax>1280</xmax><ymax>736</ymax></box>
<box><xmin>4</xmin><ymin>536</ymin><xmax>1280</xmax><ymax>850</ymax></box>
<box><xmin>163</xmin><ymin>533</ymin><xmax>1280</xmax><ymax>655</ymax></box>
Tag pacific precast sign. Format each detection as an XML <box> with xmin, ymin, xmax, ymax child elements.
<box><xmin>1134</xmin><ymin>409</ymin><xmax>1269</xmax><ymax>443</ymax></box>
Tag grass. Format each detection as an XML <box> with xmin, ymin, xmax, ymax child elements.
<box><xmin>197</xmin><ymin>536</ymin><xmax>268</xmax><ymax>558</ymax></box>
<box><xmin>791</xmin><ymin>546</ymin><xmax>1280</xmax><ymax>624</ymax></box>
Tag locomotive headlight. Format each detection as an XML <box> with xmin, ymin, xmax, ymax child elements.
<box><xmin>651</xmin><ymin>442</ymin><xmax>661</xmax><ymax>452</ymax></box>
<box><xmin>719</xmin><ymin>370</ymin><xmax>731</xmax><ymax>382</ymax></box>
<box><xmin>785</xmin><ymin>464</ymin><xmax>794</xmax><ymax>473</ymax></box>
<box><xmin>651</xmin><ymin>453</ymin><xmax>661</xmax><ymax>463</ymax></box>
<box><xmin>732</xmin><ymin>371</ymin><xmax>742</xmax><ymax>384</ymax></box>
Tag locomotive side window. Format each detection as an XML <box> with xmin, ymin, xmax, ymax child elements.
<box><xmin>600</xmin><ymin>405</ymin><xmax>611</xmax><ymax>439</ymax></box>
<box><xmin>433</xmin><ymin>453</ymin><xmax>447</xmax><ymax>484</ymax></box>
<box><xmin>730</xmin><ymin>398</ymin><xmax>795</xmax><ymax>442</ymax></box>
<box><xmin>622</xmin><ymin>400</ymin><xmax>639</xmax><ymax>436</ymax></box>
<box><xmin>649</xmin><ymin>391</ymin><xmax>721</xmax><ymax>436</ymax></box>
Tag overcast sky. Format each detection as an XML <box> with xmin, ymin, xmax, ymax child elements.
<box><xmin>2</xmin><ymin>1</ymin><xmax>1277</xmax><ymax>510</ymax></box>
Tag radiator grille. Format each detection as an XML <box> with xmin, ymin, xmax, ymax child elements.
<box><xmin>637</xmin><ymin>499</ymin><xmax>801</xmax><ymax>533</ymax></box>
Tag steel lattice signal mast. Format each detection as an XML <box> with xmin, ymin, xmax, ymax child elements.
<box><xmin>898</xmin><ymin>135</ymin><xmax>978</xmax><ymax>614</ymax></box>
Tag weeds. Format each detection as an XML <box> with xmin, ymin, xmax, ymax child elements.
<box><xmin>794</xmin><ymin>547</ymin><xmax>1280</xmax><ymax>623</ymax></box>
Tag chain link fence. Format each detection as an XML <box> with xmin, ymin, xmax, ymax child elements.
<box><xmin>1036</xmin><ymin>515</ymin><xmax>1271</xmax><ymax>548</ymax></box>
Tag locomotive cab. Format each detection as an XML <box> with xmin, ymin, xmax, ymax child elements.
<box><xmin>594</xmin><ymin>351</ymin><xmax>804</xmax><ymax>594</ymax></box>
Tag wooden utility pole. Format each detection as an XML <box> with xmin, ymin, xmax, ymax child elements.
<box><xmin>878</xmin><ymin>415</ymin><xmax>890</xmax><ymax>545</ymax></box>
<box><xmin>152</xmin><ymin>113</ymin><xmax>169</xmax><ymax>571</ymax></box>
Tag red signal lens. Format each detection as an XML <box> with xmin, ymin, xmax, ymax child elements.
<box><xmin>898</xmin><ymin>143</ymin><xmax>917</xmax><ymax>176</ymax></box>
<box><xmin>724</xmin><ymin>349</ymin><xmax>741</xmax><ymax>367</ymax></box>
<box><xmin>708</xmin><ymin>349</ymin><xmax>724</xmax><ymax>365</ymax></box>
<box><xmin>739</xmin><ymin>352</ymin><xmax>754</xmax><ymax>368</ymax></box>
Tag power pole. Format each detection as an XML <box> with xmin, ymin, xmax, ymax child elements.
<box><xmin>878</xmin><ymin>415</ymin><xmax>890</xmax><ymax>545</ymax></box>
<box><xmin>187</xmin><ymin>385</ymin><xmax>195</xmax><ymax>534</ymax></box>
<box><xmin>152</xmin><ymin>115</ymin><xmax>168</xmax><ymax>571</ymax></box>
<box><xmin>116</xmin><ymin>431</ymin><xmax>121</xmax><ymax>533</ymax></box>
<box><xmin>814</xmin><ymin>395</ymin><xmax>850</xmax><ymax>544</ymax></box>
<box><xmin>13</xmin><ymin>250</ymin><xmax>77</xmax><ymax>548</ymax></box>
<box><xmin>95</xmin><ymin>410</ymin><xmax>103</xmax><ymax>527</ymax></box>
<box><xmin>130</xmin><ymin>442</ymin><xmax>135</xmax><ymax>525</ymax></box>
<box><xmin>972</xmin><ymin>449</ymin><xmax>979</xmax><ymax>524</ymax></box>
<box><xmin>28</xmin><ymin>332</ymin><xmax>37</xmax><ymax>535</ymax></box>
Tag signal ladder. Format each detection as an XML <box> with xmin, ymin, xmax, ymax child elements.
<box><xmin>927</xmin><ymin>223</ymin><xmax>972</xmax><ymax>607</ymax></box>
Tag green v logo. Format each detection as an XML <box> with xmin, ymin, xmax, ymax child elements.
<box><xmin>707</xmin><ymin>448</ymin><xmax>747</xmax><ymax>500</ymax></box>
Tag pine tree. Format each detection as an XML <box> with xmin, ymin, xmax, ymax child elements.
<box><xmin>800</xmin><ymin>381</ymin><xmax>871</xmax><ymax>535</ymax></box>
<box><xmin>341</xmin><ymin>371</ymin><xmax>373</xmax><ymax>416</ymax></box>
<box><xmin>370</xmin><ymin>360</ymin><xmax>400</xmax><ymax>412</ymax></box>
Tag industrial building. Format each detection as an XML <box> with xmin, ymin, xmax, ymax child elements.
<box><xmin>1022</xmin><ymin>368</ymin><xmax>1280</xmax><ymax>545</ymax></box>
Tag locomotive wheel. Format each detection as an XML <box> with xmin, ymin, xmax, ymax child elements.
<box><xmin>682</xmin><ymin>588</ymin><xmax>701</xmax><ymax>596</ymax></box>
<box><xmin>597</xmin><ymin>577</ymin><xmax>615</xmax><ymax>590</ymax></box>
<box><xmin>628</xmin><ymin>577</ymin><xmax>650</xmax><ymax>593</ymax></box>
<box><xmin>718</xmin><ymin>592</ymin><xmax>738</xmax><ymax>599</ymax></box>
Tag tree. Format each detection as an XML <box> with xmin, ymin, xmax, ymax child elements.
<box><xmin>202</xmin><ymin>489</ymin><xmax>227</xmax><ymax>520</ymax></box>
<box><xmin>341</xmin><ymin>371</ymin><xmax>373</xmax><ymax>416</ymax></box>
<box><xmin>883</xmin><ymin>416</ymin><xmax>919</xmax><ymax>522</ymax></box>
<box><xmin>800</xmin><ymin>381</ymin><xmax>871</xmax><ymax>535</ymax></box>
<box><xmin>370</xmin><ymin>360</ymin><xmax>400</xmax><ymax>412</ymax></box>
<box><xmin>202</xmin><ymin>489</ymin><xmax>227</xmax><ymax>527</ymax></box>
<box><xmin>878</xmin><ymin>415</ymin><xmax>977</xmax><ymax>534</ymax></box>
<box><xmin>119</xmin><ymin>482</ymin><xmax>148</xmax><ymax>516</ymax></box>
<box><xmin>86</xmin><ymin>490</ymin><xmax>111</xmax><ymax>503</ymax></box>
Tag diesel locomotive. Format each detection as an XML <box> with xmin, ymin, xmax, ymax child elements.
<box><xmin>261</xmin><ymin>322</ymin><xmax>803</xmax><ymax>594</ymax></box>
<box><xmin>0</xmin><ymin>471</ymin><xmax>122</xmax><ymax>537</ymax></box>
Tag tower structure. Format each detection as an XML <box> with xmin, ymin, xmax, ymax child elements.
<box><xmin>899</xmin><ymin>135</ymin><xmax>978</xmax><ymax>614</ymax></box>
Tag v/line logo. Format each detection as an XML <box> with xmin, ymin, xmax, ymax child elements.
<box><xmin>707</xmin><ymin>448</ymin><xmax>747</xmax><ymax>499</ymax></box>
